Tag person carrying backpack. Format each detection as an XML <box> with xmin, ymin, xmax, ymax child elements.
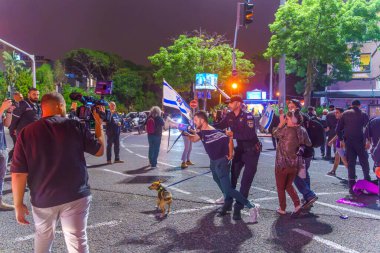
<box><xmin>146</xmin><ymin>106</ymin><xmax>165</xmax><ymax>169</ymax></box>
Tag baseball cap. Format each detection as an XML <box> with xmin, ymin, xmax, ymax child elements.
<box><xmin>224</xmin><ymin>95</ymin><xmax>243</xmax><ymax>104</ymax></box>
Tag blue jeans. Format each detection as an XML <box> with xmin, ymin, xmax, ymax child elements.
<box><xmin>294</xmin><ymin>157</ymin><xmax>316</xmax><ymax>201</ymax></box>
<box><xmin>0</xmin><ymin>150</ymin><xmax>8</xmax><ymax>201</ymax></box>
<box><xmin>148</xmin><ymin>135</ymin><xmax>161</xmax><ymax>167</ymax></box>
<box><xmin>210</xmin><ymin>157</ymin><xmax>252</xmax><ymax>209</ymax></box>
<box><xmin>181</xmin><ymin>135</ymin><xmax>192</xmax><ymax>162</ymax></box>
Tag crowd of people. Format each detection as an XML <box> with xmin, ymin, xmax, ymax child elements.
<box><xmin>0</xmin><ymin>88</ymin><xmax>379</xmax><ymax>253</ymax></box>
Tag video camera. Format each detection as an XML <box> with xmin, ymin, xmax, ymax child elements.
<box><xmin>69</xmin><ymin>92</ymin><xmax>111</xmax><ymax>122</ymax></box>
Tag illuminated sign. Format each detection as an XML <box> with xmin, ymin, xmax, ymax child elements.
<box><xmin>195</xmin><ymin>73</ymin><xmax>218</xmax><ymax>90</ymax></box>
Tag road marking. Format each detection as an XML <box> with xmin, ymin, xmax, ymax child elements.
<box><xmin>252</xmin><ymin>186</ymin><xmax>277</xmax><ymax>194</ymax></box>
<box><xmin>198</xmin><ymin>196</ymin><xmax>217</xmax><ymax>204</ymax></box>
<box><xmin>136</xmin><ymin>154</ymin><xmax>148</xmax><ymax>159</ymax></box>
<box><xmin>14</xmin><ymin>220</ymin><xmax>122</xmax><ymax>242</ymax></box>
<box><xmin>124</xmin><ymin>148</ymin><xmax>134</xmax><ymax>154</ymax></box>
<box><xmin>103</xmin><ymin>169</ymin><xmax>134</xmax><ymax>177</ymax></box>
<box><xmin>315</xmin><ymin>201</ymin><xmax>380</xmax><ymax>220</ymax></box>
<box><xmin>315</xmin><ymin>192</ymin><xmax>347</xmax><ymax>195</ymax></box>
<box><xmin>260</xmin><ymin>153</ymin><xmax>275</xmax><ymax>157</ymax></box>
<box><xmin>254</xmin><ymin>197</ymin><xmax>278</xmax><ymax>201</ymax></box>
<box><xmin>171</xmin><ymin>205</ymin><xmax>215</xmax><ymax>215</ymax></box>
<box><xmin>157</xmin><ymin>161</ymin><xmax>177</xmax><ymax>168</ymax></box>
<box><xmin>166</xmin><ymin>186</ymin><xmax>191</xmax><ymax>195</ymax></box>
<box><xmin>292</xmin><ymin>228</ymin><xmax>360</xmax><ymax>253</ymax></box>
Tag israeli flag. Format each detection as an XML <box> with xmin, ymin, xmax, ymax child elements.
<box><xmin>259</xmin><ymin>105</ymin><xmax>274</xmax><ymax>130</ymax></box>
<box><xmin>163</xmin><ymin>80</ymin><xmax>192</xmax><ymax>120</ymax></box>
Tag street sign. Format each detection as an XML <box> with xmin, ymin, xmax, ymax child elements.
<box><xmin>190</xmin><ymin>100</ymin><xmax>198</xmax><ymax>108</ymax></box>
<box><xmin>232</xmin><ymin>69</ymin><xmax>238</xmax><ymax>77</ymax></box>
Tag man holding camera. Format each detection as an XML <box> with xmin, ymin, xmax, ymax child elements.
<box><xmin>105</xmin><ymin>101</ymin><xmax>124</xmax><ymax>164</ymax></box>
<box><xmin>11</xmin><ymin>92</ymin><xmax>104</xmax><ymax>253</ymax></box>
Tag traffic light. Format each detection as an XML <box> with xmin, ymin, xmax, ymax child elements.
<box><xmin>243</xmin><ymin>1</ymin><xmax>254</xmax><ymax>26</ymax></box>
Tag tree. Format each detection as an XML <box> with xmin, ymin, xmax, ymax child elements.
<box><xmin>148</xmin><ymin>33</ymin><xmax>254</xmax><ymax>92</ymax></box>
<box><xmin>0</xmin><ymin>72</ymin><xmax>7</xmax><ymax>101</ymax></box>
<box><xmin>265</xmin><ymin>0</ymin><xmax>380</xmax><ymax>106</ymax></box>
<box><xmin>53</xmin><ymin>60</ymin><xmax>67</xmax><ymax>90</ymax></box>
<box><xmin>2</xmin><ymin>51</ymin><xmax>27</xmax><ymax>94</ymax></box>
<box><xmin>64</xmin><ymin>48</ymin><xmax>123</xmax><ymax>82</ymax></box>
<box><xmin>36</xmin><ymin>64</ymin><xmax>55</xmax><ymax>94</ymax></box>
<box><xmin>14</xmin><ymin>69</ymin><xmax>32</xmax><ymax>96</ymax></box>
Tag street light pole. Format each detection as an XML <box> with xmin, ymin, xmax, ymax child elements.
<box><xmin>0</xmin><ymin>38</ymin><xmax>36</xmax><ymax>89</ymax></box>
<box><xmin>279</xmin><ymin>0</ymin><xmax>286</xmax><ymax>107</ymax></box>
<box><xmin>232</xmin><ymin>2</ymin><xmax>243</xmax><ymax>72</ymax></box>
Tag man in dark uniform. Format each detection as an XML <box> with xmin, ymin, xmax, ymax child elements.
<box><xmin>9</xmin><ymin>88</ymin><xmax>41</xmax><ymax>138</ymax></box>
<box><xmin>214</xmin><ymin>96</ymin><xmax>261</xmax><ymax>220</ymax></box>
<box><xmin>105</xmin><ymin>102</ymin><xmax>124</xmax><ymax>164</ymax></box>
<box><xmin>7</xmin><ymin>91</ymin><xmax>24</xmax><ymax>163</ymax></box>
<box><xmin>365</xmin><ymin>115</ymin><xmax>380</xmax><ymax>198</ymax></box>
<box><xmin>336</xmin><ymin>100</ymin><xmax>371</xmax><ymax>194</ymax></box>
<box><xmin>325</xmin><ymin>105</ymin><xmax>337</xmax><ymax>160</ymax></box>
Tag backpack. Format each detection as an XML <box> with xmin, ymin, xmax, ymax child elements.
<box><xmin>305</xmin><ymin>118</ymin><xmax>325</xmax><ymax>148</ymax></box>
<box><xmin>146</xmin><ymin>117</ymin><xmax>156</xmax><ymax>134</ymax></box>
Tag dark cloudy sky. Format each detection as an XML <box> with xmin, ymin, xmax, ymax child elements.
<box><xmin>0</xmin><ymin>0</ymin><xmax>280</xmax><ymax>89</ymax></box>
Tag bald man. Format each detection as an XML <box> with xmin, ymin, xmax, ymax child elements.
<box><xmin>11</xmin><ymin>92</ymin><xmax>104</xmax><ymax>253</ymax></box>
<box><xmin>105</xmin><ymin>101</ymin><xmax>124</xmax><ymax>164</ymax></box>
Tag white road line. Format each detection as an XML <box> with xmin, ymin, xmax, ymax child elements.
<box><xmin>261</xmin><ymin>153</ymin><xmax>275</xmax><ymax>157</ymax></box>
<box><xmin>14</xmin><ymin>220</ymin><xmax>121</xmax><ymax>242</ymax></box>
<box><xmin>103</xmin><ymin>169</ymin><xmax>134</xmax><ymax>177</ymax></box>
<box><xmin>157</xmin><ymin>161</ymin><xmax>177</xmax><ymax>168</ymax></box>
<box><xmin>198</xmin><ymin>196</ymin><xmax>217</xmax><ymax>204</ymax></box>
<box><xmin>167</xmin><ymin>186</ymin><xmax>191</xmax><ymax>195</ymax></box>
<box><xmin>254</xmin><ymin>197</ymin><xmax>278</xmax><ymax>201</ymax></box>
<box><xmin>315</xmin><ymin>201</ymin><xmax>380</xmax><ymax>220</ymax></box>
<box><xmin>125</xmin><ymin>148</ymin><xmax>134</xmax><ymax>154</ymax></box>
<box><xmin>136</xmin><ymin>154</ymin><xmax>148</xmax><ymax>159</ymax></box>
<box><xmin>316</xmin><ymin>192</ymin><xmax>347</xmax><ymax>195</ymax></box>
<box><xmin>252</xmin><ymin>186</ymin><xmax>277</xmax><ymax>194</ymax></box>
<box><xmin>292</xmin><ymin>228</ymin><xmax>360</xmax><ymax>253</ymax></box>
<box><xmin>171</xmin><ymin>205</ymin><xmax>216</xmax><ymax>215</ymax></box>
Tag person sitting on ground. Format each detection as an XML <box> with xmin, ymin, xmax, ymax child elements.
<box><xmin>273</xmin><ymin>108</ymin><xmax>312</xmax><ymax>215</ymax></box>
<box><xmin>188</xmin><ymin>110</ymin><xmax>259</xmax><ymax>222</ymax></box>
<box><xmin>327</xmin><ymin>108</ymin><xmax>348</xmax><ymax>176</ymax></box>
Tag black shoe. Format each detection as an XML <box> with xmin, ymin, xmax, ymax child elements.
<box><xmin>302</xmin><ymin>196</ymin><xmax>318</xmax><ymax>210</ymax></box>
<box><xmin>232</xmin><ymin>209</ymin><xmax>242</xmax><ymax>220</ymax></box>
<box><xmin>217</xmin><ymin>203</ymin><xmax>232</xmax><ymax>216</ymax></box>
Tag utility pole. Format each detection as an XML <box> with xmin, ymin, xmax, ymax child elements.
<box><xmin>278</xmin><ymin>0</ymin><xmax>286</xmax><ymax>107</ymax></box>
<box><xmin>232</xmin><ymin>2</ymin><xmax>243</xmax><ymax>73</ymax></box>
<box><xmin>269</xmin><ymin>57</ymin><xmax>273</xmax><ymax>100</ymax></box>
<box><xmin>0</xmin><ymin>38</ymin><xmax>36</xmax><ymax>90</ymax></box>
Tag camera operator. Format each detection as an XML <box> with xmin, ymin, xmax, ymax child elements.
<box><xmin>11</xmin><ymin>92</ymin><xmax>104</xmax><ymax>253</ymax></box>
<box><xmin>105</xmin><ymin>101</ymin><xmax>124</xmax><ymax>164</ymax></box>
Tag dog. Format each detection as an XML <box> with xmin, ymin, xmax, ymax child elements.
<box><xmin>148</xmin><ymin>180</ymin><xmax>172</xmax><ymax>218</ymax></box>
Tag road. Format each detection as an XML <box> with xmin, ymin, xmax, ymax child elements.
<box><xmin>1</xmin><ymin>129</ymin><xmax>379</xmax><ymax>253</ymax></box>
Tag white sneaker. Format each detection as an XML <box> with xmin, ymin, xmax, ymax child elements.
<box><xmin>214</xmin><ymin>196</ymin><xmax>224</xmax><ymax>204</ymax></box>
<box><xmin>249</xmin><ymin>204</ymin><xmax>260</xmax><ymax>223</ymax></box>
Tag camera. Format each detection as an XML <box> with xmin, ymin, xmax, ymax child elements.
<box><xmin>69</xmin><ymin>92</ymin><xmax>111</xmax><ymax>122</ymax></box>
<box><xmin>296</xmin><ymin>145</ymin><xmax>306</xmax><ymax>157</ymax></box>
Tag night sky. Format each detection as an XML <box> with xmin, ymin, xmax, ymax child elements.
<box><xmin>0</xmin><ymin>0</ymin><xmax>280</xmax><ymax>90</ymax></box>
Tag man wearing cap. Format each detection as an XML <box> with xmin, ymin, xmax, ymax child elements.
<box><xmin>214</xmin><ymin>95</ymin><xmax>261</xmax><ymax>220</ymax></box>
<box><xmin>336</xmin><ymin>100</ymin><xmax>371</xmax><ymax>195</ymax></box>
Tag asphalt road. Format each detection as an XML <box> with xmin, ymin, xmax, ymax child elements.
<box><xmin>1</xmin><ymin>129</ymin><xmax>379</xmax><ymax>253</ymax></box>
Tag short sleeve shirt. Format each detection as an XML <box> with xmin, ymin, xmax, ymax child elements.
<box><xmin>198</xmin><ymin>129</ymin><xmax>229</xmax><ymax>160</ymax></box>
<box><xmin>11</xmin><ymin>116</ymin><xmax>101</xmax><ymax>208</ymax></box>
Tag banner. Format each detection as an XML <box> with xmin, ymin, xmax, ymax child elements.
<box><xmin>163</xmin><ymin>80</ymin><xmax>192</xmax><ymax>120</ymax></box>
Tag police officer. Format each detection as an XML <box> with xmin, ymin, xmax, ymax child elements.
<box><xmin>214</xmin><ymin>95</ymin><xmax>261</xmax><ymax>220</ymax></box>
<box><xmin>9</xmin><ymin>88</ymin><xmax>41</xmax><ymax>138</ymax></box>
<box><xmin>336</xmin><ymin>100</ymin><xmax>371</xmax><ymax>195</ymax></box>
<box><xmin>105</xmin><ymin>102</ymin><xmax>124</xmax><ymax>164</ymax></box>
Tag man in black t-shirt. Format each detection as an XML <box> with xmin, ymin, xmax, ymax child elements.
<box><xmin>11</xmin><ymin>92</ymin><xmax>104</xmax><ymax>253</ymax></box>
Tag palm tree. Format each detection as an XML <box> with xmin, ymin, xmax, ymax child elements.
<box><xmin>2</xmin><ymin>50</ymin><xmax>26</xmax><ymax>94</ymax></box>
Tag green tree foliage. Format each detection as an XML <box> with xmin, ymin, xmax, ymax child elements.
<box><xmin>53</xmin><ymin>60</ymin><xmax>67</xmax><ymax>88</ymax></box>
<box><xmin>36</xmin><ymin>64</ymin><xmax>55</xmax><ymax>94</ymax></box>
<box><xmin>265</xmin><ymin>0</ymin><xmax>380</xmax><ymax>106</ymax></box>
<box><xmin>112</xmin><ymin>68</ymin><xmax>156</xmax><ymax>111</ymax></box>
<box><xmin>2</xmin><ymin>51</ymin><xmax>26</xmax><ymax>94</ymax></box>
<box><xmin>0</xmin><ymin>72</ymin><xmax>7</xmax><ymax>101</ymax></box>
<box><xmin>64</xmin><ymin>48</ymin><xmax>124</xmax><ymax>81</ymax></box>
<box><xmin>14</xmin><ymin>69</ymin><xmax>32</xmax><ymax>96</ymax></box>
<box><xmin>148</xmin><ymin>33</ymin><xmax>254</xmax><ymax>92</ymax></box>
